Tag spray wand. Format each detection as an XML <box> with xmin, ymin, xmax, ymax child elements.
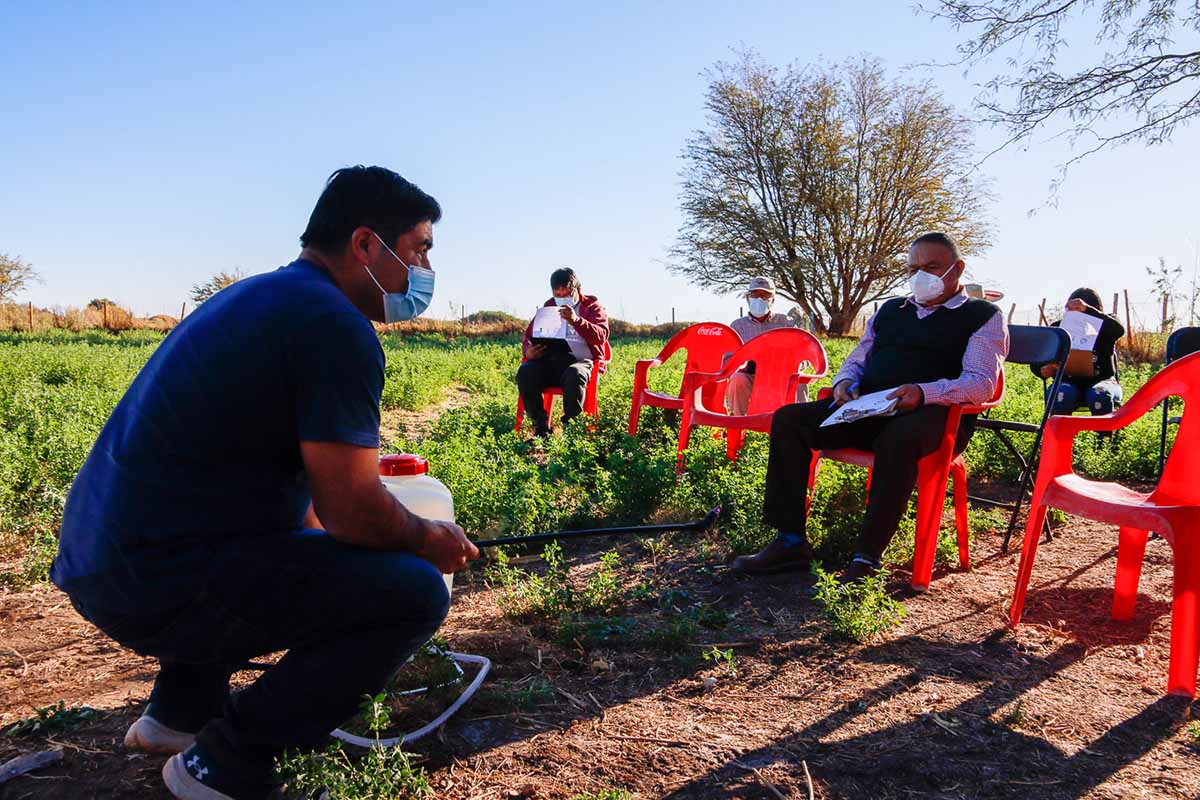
<box><xmin>471</xmin><ymin>505</ymin><xmax>721</xmax><ymax>549</ymax></box>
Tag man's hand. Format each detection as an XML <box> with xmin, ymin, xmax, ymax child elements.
<box><xmin>558</xmin><ymin>305</ymin><xmax>579</xmax><ymax>323</ymax></box>
<box><xmin>415</xmin><ymin>518</ymin><xmax>479</xmax><ymax>574</ymax></box>
<box><xmin>1038</xmin><ymin>362</ymin><xmax>1059</xmax><ymax>379</ymax></box>
<box><xmin>831</xmin><ymin>379</ymin><xmax>859</xmax><ymax>407</ymax></box>
<box><xmin>887</xmin><ymin>384</ymin><xmax>924</xmax><ymax>413</ymax></box>
<box><xmin>525</xmin><ymin>342</ymin><xmax>547</xmax><ymax>360</ymax></box>
<box><xmin>1065</xmin><ymin>298</ymin><xmax>1089</xmax><ymax>313</ymax></box>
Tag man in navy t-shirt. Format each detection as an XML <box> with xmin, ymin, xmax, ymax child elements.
<box><xmin>51</xmin><ymin>166</ymin><xmax>478</xmax><ymax>800</ymax></box>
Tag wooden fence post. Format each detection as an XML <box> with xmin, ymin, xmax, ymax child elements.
<box><xmin>28</xmin><ymin>302</ymin><xmax>34</xmax><ymax>332</ymax></box>
<box><xmin>671</xmin><ymin>307</ymin><xmax>676</xmax><ymax>324</ymax></box>
<box><xmin>1162</xmin><ymin>293</ymin><xmax>1170</xmax><ymax>332</ymax></box>
<box><xmin>180</xmin><ymin>302</ymin><xmax>186</xmax><ymax>323</ymax></box>
<box><xmin>1038</xmin><ymin>298</ymin><xmax>1048</xmax><ymax>326</ymax></box>
<box><xmin>102</xmin><ymin>302</ymin><xmax>109</xmax><ymax>330</ymax></box>
<box><xmin>1112</xmin><ymin>292</ymin><xmax>1119</xmax><ymax>315</ymax></box>
<box><xmin>1007</xmin><ymin>303</ymin><xmax>1016</xmax><ymax>323</ymax></box>
<box><xmin>1124</xmin><ymin>289</ymin><xmax>1134</xmax><ymax>347</ymax></box>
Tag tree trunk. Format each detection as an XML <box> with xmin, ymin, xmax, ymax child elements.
<box><xmin>826</xmin><ymin>308</ymin><xmax>861</xmax><ymax>336</ymax></box>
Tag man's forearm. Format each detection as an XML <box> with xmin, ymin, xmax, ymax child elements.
<box><xmin>320</xmin><ymin>484</ymin><xmax>428</xmax><ymax>552</ymax></box>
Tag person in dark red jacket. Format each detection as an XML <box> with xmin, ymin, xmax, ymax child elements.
<box><xmin>518</xmin><ymin>268</ymin><xmax>609</xmax><ymax>436</ymax></box>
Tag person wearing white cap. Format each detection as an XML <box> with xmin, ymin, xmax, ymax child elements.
<box><xmin>727</xmin><ymin>276</ymin><xmax>805</xmax><ymax>415</ymax></box>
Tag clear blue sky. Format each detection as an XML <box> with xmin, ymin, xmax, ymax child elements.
<box><xmin>2</xmin><ymin>1</ymin><xmax>1198</xmax><ymax>326</ymax></box>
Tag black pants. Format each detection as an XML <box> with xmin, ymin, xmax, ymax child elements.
<box><xmin>63</xmin><ymin>530</ymin><xmax>450</xmax><ymax>780</ymax></box>
<box><xmin>763</xmin><ymin>398</ymin><xmax>974</xmax><ymax>560</ymax></box>
<box><xmin>516</xmin><ymin>352</ymin><xmax>593</xmax><ymax>432</ymax></box>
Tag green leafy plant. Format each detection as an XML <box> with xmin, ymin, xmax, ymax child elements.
<box><xmin>5</xmin><ymin>701</ymin><xmax>100</xmax><ymax>736</ymax></box>
<box><xmin>811</xmin><ymin>565</ymin><xmax>908</xmax><ymax>642</ymax></box>
<box><xmin>556</xmin><ymin>615</ymin><xmax>634</xmax><ymax>647</ymax></box>
<box><xmin>486</xmin><ymin>542</ymin><xmax>623</xmax><ymax>621</ymax></box>
<box><xmin>701</xmin><ymin>646</ymin><xmax>738</xmax><ymax>677</ymax></box>
<box><xmin>479</xmin><ymin>677</ymin><xmax>554</xmax><ymax>711</ymax></box>
<box><xmin>276</xmin><ymin>694</ymin><xmax>433</xmax><ymax>800</ymax></box>
<box><xmin>641</xmin><ymin>612</ymin><xmax>700</xmax><ymax>655</ymax></box>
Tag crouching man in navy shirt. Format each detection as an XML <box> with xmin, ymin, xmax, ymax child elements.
<box><xmin>733</xmin><ymin>233</ymin><xmax>1008</xmax><ymax>584</ymax></box>
<box><xmin>51</xmin><ymin>166</ymin><xmax>478</xmax><ymax>800</ymax></box>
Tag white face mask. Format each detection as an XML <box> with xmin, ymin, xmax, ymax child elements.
<box><xmin>909</xmin><ymin>263</ymin><xmax>955</xmax><ymax>305</ymax></box>
<box><xmin>553</xmin><ymin>295</ymin><xmax>575</xmax><ymax>307</ymax></box>
<box><xmin>747</xmin><ymin>297</ymin><xmax>772</xmax><ymax>318</ymax></box>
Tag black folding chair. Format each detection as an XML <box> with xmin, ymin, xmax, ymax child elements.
<box><xmin>1159</xmin><ymin>326</ymin><xmax>1200</xmax><ymax>475</ymax></box>
<box><xmin>967</xmin><ymin>325</ymin><xmax>1071</xmax><ymax>551</ymax></box>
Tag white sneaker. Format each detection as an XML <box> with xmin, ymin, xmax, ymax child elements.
<box><xmin>124</xmin><ymin>714</ymin><xmax>196</xmax><ymax>755</ymax></box>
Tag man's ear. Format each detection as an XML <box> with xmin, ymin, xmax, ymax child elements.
<box><xmin>349</xmin><ymin>226</ymin><xmax>374</xmax><ymax>266</ymax></box>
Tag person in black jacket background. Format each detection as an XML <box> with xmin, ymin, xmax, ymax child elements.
<box><xmin>1032</xmin><ymin>287</ymin><xmax>1126</xmax><ymax>414</ymax></box>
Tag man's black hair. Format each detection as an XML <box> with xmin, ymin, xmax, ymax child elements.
<box><xmin>550</xmin><ymin>268</ymin><xmax>581</xmax><ymax>292</ymax></box>
<box><xmin>912</xmin><ymin>232</ymin><xmax>961</xmax><ymax>263</ymax></box>
<box><xmin>1069</xmin><ymin>287</ymin><xmax>1103</xmax><ymax>310</ymax></box>
<box><xmin>300</xmin><ymin>166</ymin><xmax>442</xmax><ymax>252</ymax></box>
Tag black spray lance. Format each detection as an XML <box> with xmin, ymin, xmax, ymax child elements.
<box><xmin>470</xmin><ymin>505</ymin><xmax>722</xmax><ymax>549</ymax></box>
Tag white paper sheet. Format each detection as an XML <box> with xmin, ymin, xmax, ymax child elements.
<box><xmin>820</xmin><ymin>388</ymin><xmax>901</xmax><ymax>427</ymax></box>
<box><xmin>531</xmin><ymin>306</ymin><xmax>568</xmax><ymax>339</ymax></box>
<box><xmin>1059</xmin><ymin>310</ymin><xmax>1100</xmax><ymax>352</ymax></box>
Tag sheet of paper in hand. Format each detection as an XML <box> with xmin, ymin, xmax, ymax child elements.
<box><xmin>532</xmin><ymin>306</ymin><xmax>568</xmax><ymax>339</ymax></box>
<box><xmin>820</xmin><ymin>388</ymin><xmax>902</xmax><ymax>427</ymax></box>
<box><xmin>1059</xmin><ymin>310</ymin><xmax>1101</xmax><ymax>352</ymax></box>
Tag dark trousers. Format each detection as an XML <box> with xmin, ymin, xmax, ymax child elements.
<box><xmin>516</xmin><ymin>352</ymin><xmax>593</xmax><ymax>432</ymax></box>
<box><xmin>64</xmin><ymin>530</ymin><xmax>450</xmax><ymax>778</ymax></box>
<box><xmin>763</xmin><ymin>398</ymin><xmax>973</xmax><ymax>560</ymax></box>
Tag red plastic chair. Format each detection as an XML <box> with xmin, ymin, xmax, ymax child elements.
<box><xmin>514</xmin><ymin>340</ymin><xmax>613</xmax><ymax>433</ymax></box>
<box><xmin>628</xmin><ymin>322</ymin><xmax>743</xmax><ymax>435</ymax></box>
<box><xmin>675</xmin><ymin>328</ymin><xmax>827</xmax><ymax>470</ymax></box>
<box><xmin>805</xmin><ymin>374</ymin><xmax>1005</xmax><ymax>592</ymax></box>
<box><xmin>1009</xmin><ymin>351</ymin><xmax>1200</xmax><ymax>697</ymax></box>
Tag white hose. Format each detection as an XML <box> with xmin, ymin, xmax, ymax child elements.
<box><xmin>330</xmin><ymin>651</ymin><xmax>492</xmax><ymax>748</ymax></box>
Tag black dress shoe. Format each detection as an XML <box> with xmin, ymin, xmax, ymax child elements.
<box><xmin>730</xmin><ymin>535</ymin><xmax>815</xmax><ymax>575</ymax></box>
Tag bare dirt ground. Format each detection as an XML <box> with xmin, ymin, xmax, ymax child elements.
<box><xmin>379</xmin><ymin>385</ymin><xmax>476</xmax><ymax>445</ymax></box>
<box><xmin>2</xmin><ymin>511</ymin><xmax>1199</xmax><ymax>799</ymax></box>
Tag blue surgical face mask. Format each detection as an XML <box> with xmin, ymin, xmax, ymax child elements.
<box><xmin>553</xmin><ymin>295</ymin><xmax>575</xmax><ymax>307</ymax></box>
<box><xmin>362</xmin><ymin>233</ymin><xmax>436</xmax><ymax>322</ymax></box>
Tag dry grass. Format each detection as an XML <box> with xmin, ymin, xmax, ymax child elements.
<box><xmin>0</xmin><ymin>303</ymin><xmax>174</xmax><ymax>333</ymax></box>
<box><xmin>1119</xmin><ymin>330</ymin><xmax>1169</xmax><ymax>365</ymax></box>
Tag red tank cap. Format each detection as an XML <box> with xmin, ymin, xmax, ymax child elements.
<box><xmin>379</xmin><ymin>454</ymin><xmax>429</xmax><ymax>476</ymax></box>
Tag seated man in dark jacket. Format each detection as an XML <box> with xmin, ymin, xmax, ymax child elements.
<box><xmin>518</xmin><ymin>268</ymin><xmax>610</xmax><ymax>436</ymax></box>
<box><xmin>733</xmin><ymin>232</ymin><xmax>1009</xmax><ymax>583</ymax></box>
<box><xmin>1032</xmin><ymin>287</ymin><xmax>1125</xmax><ymax>415</ymax></box>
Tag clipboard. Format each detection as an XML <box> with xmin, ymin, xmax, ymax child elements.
<box><xmin>530</xmin><ymin>337</ymin><xmax>570</xmax><ymax>357</ymax></box>
<box><xmin>1064</xmin><ymin>350</ymin><xmax>1095</xmax><ymax>378</ymax></box>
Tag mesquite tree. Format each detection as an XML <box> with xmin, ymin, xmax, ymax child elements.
<box><xmin>672</xmin><ymin>53</ymin><xmax>990</xmax><ymax>334</ymax></box>
<box><xmin>0</xmin><ymin>253</ymin><xmax>40</xmax><ymax>304</ymax></box>
<box><xmin>927</xmin><ymin>1</ymin><xmax>1200</xmax><ymax>170</ymax></box>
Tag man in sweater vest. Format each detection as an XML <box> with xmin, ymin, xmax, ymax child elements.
<box><xmin>732</xmin><ymin>232</ymin><xmax>1009</xmax><ymax>583</ymax></box>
